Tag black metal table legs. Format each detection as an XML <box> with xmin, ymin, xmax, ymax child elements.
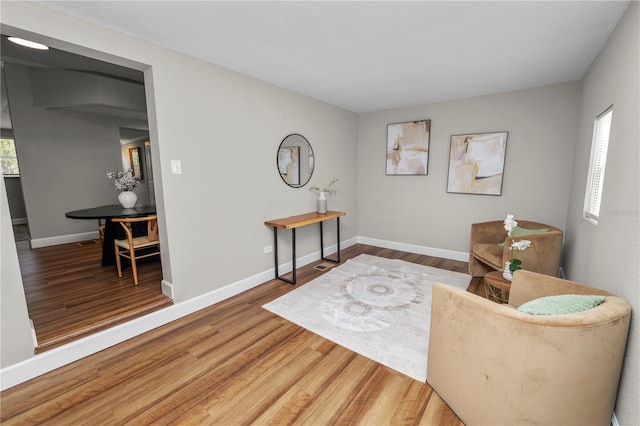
<box><xmin>272</xmin><ymin>217</ymin><xmax>341</xmax><ymax>285</ymax></box>
<box><xmin>273</xmin><ymin>227</ymin><xmax>296</xmax><ymax>284</ymax></box>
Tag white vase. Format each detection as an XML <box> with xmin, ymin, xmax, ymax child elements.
<box><xmin>503</xmin><ymin>261</ymin><xmax>513</xmax><ymax>281</ymax></box>
<box><xmin>118</xmin><ymin>191</ymin><xmax>137</xmax><ymax>208</ymax></box>
<box><xmin>317</xmin><ymin>191</ymin><xmax>328</xmax><ymax>214</ymax></box>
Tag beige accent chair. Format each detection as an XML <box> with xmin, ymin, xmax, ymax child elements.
<box><xmin>469</xmin><ymin>219</ymin><xmax>563</xmax><ymax>277</ymax></box>
<box><xmin>427</xmin><ymin>270</ymin><xmax>631</xmax><ymax>426</ymax></box>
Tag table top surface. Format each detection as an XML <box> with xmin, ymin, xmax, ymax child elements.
<box><xmin>484</xmin><ymin>271</ymin><xmax>512</xmax><ymax>290</ymax></box>
<box><xmin>65</xmin><ymin>204</ymin><xmax>156</xmax><ymax>220</ymax></box>
<box><xmin>265</xmin><ymin>211</ymin><xmax>346</xmax><ymax>229</ymax></box>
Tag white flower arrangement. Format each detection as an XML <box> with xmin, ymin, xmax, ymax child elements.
<box><xmin>503</xmin><ymin>213</ymin><xmax>532</xmax><ymax>272</ymax></box>
<box><xmin>107</xmin><ymin>168</ymin><xmax>141</xmax><ymax>192</ymax></box>
<box><xmin>504</xmin><ymin>213</ymin><xmax>518</xmax><ymax>236</ymax></box>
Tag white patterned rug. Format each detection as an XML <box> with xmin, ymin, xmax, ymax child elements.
<box><xmin>262</xmin><ymin>254</ymin><xmax>471</xmax><ymax>382</ymax></box>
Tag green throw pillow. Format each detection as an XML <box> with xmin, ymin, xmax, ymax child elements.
<box><xmin>518</xmin><ymin>294</ymin><xmax>606</xmax><ymax>315</ymax></box>
<box><xmin>499</xmin><ymin>227</ymin><xmax>550</xmax><ymax>246</ymax></box>
<box><xmin>512</xmin><ymin>226</ymin><xmax>549</xmax><ymax>237</ymax></box>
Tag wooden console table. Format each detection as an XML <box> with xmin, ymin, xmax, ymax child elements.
<box><xmin>265</xmin><ymin>211</ymin><xmax>346</xmax><ymax>284</ymax></box>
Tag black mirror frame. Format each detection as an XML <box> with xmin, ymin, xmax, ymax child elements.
<box><xmin>277</xmin><ymin>133</ymin><xmax>314</xmax><ymax>188</ymax></box>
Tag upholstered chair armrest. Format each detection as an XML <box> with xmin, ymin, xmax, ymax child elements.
<box><xmin>428</xmin><ymin>282</ymin><xmax>631</xmax><ymax>426</ymax></box>
<box><xmin>508</xmin><ymin>270</ymin><xmax>612</xmax><ymax>307</ymax></box>
<box><xmin>469</xmin><ymin>220</ymin><xmax>509</xmax><ymax>276</ymax></box>
<box><xmin>502</xmin><ymin>230</ymin><xmax>563</xmax><ymax>276</ymax></box>
<box><xmin>470</xmin><ymin>220</ymin><xmax>508</xmax><ymax>247</ymax></box>
<box><xmin>428</xmin><ymin>283</ymin><xmax>533</xmax><ymax>425</ymax></box>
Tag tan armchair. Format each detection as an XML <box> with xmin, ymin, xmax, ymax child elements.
<box><xmin>469</xmin><ymin>219</ymin><xmax>563</xmax><ymax>277</ymax></box>
<box><xmin>427</xmin><ymin>270</ymin><xmax>631</xmax><ymax>426</ymax></box>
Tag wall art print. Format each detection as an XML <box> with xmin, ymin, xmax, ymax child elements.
<box><xmin>386</xmin><ymin>119</ymin><xmax>431</xmax><ymax>175</ymax></box>
<box><xmin>447</xmin><ymin>132</ymin><xmax>508</xmax><ymax>195</ymax></box>
<box><xmin>278</xmin><ymin>146</ymin><xmax>300</xmax><ymax>186</ymax></box>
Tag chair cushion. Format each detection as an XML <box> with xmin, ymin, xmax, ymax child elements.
<box><xmin>512</xmin><ymin>226</ymin><xmax>549</xmax><ymax>237</ymax></box>
<box><xmin>472</xmin><ymin>243</ymin><xmax>503</xmax><ymax>270</ymax></box>
<box><xmin>499</xmin><ymin>226</ymin><xmax>551</xmax><ymax>246</ymax></box>
<box><xmin>517</xmin><ymin>294</ymin><xmax>607</xmax><ymax>315</ymax></box>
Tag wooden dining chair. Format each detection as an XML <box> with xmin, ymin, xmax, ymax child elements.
<box><xmin>97</xmin><ymin>219</ymin><xmax>106</xmax><ymax>246</ymax></box>
<box><xmin>112</xmin><ymin>215</ymin><xmax>160</xmax><ymax>285</ymax></box>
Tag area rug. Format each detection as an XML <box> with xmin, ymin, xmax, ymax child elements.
<box><xmin>262</xmin><ymin>254</ymin><xmax>471</xmax><ymax>382</ymax></box>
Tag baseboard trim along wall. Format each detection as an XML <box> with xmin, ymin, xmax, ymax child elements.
<box><xmin>357</xmin><ymin>236</ymin><xmax>468</xmax><ymax>262</ymax></box>
<box><xmin>0</xmin><ymin>237</ymin><xmax>357</xmax><ymax>391</ymax></box>
<box><xmin>30</xmin><ymin>231</ymin><xmax>100</xmax><ymax>248</ymax></box>
<box><xmin>161</xmin><ymin>280</ymin><xmax>174</xmax><ymax>299</ymax></box>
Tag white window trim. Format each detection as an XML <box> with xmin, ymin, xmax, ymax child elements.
<box><xmin>583</xmin><ymin>106</ymin><xmax>613</xmax><ymax>225</ymax></box>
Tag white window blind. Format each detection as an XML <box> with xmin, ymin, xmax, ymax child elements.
<box><xmin>584</xmin><ymin>107</ymin><xmax>613</xmax><ymax>224</ymax></box>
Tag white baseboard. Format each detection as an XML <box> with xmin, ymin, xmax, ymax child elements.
<box><xmin>29</xmin><ymin>319</ymin><xmax>38</xmax><ymax>348</ymax></box>
<box><xmin>0</xmin><ymin>237</ymin><xmax>357</xmax><ymax>391</ymax></box>
<box><xmin>30</xmin><ymin>231</ymin><xmax>100</xmax><ymax>248</ymax></box>
<box><xmin>357</xmin><ymin>236</ymin><xmax>468</xmax><ymax>262</ymax></box>
<box><xmin>611</xmin><ymin>412</ymin><xmax>618</xmax><ymax>426</ymax></box>
<box><xmin>161</xmin><ymin>280</ymin><xmax>174</xmax><ymax>299</ymax></box>
<box><xmin>0</xmin><ymin>276</ymin><xmax>259</xmax><ymax>391</ymax></box>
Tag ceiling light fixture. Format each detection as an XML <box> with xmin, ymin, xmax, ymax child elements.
<box><xmin>7</xmin><ymin>37</ymin><xmax>49</xmax><ymax>51</ymax></box>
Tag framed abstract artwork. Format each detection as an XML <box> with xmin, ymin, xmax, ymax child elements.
<box><xmin>386</xmin><ymin>119</ymin><xmax>431</xmax><ymax>175</ymax></box>
<box><xmin>447</xmin><ymin>132</ymin><xmax>508</xmax><ymax>195</ymax></box>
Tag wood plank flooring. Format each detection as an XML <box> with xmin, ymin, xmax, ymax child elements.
<box><xmin>2</xmin><ymin>244</ymin><xmax>484</xmax><ymax>425</ymax></box>
<box><xmin>15</xmin><ymin>236</ymin><xmax>172</xmax><ymax>352</ymax></box>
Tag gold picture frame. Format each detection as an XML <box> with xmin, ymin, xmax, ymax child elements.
<box><xmin>128</xmin><ymin>147</ymin><xmax>142</xmax><ymax>179</ymax></box>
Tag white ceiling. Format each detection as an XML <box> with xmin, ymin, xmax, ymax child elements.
<box><xmin>28</xmin><ymin>1</ymin><xmax>632</xmax><ymax>113</ymax></box>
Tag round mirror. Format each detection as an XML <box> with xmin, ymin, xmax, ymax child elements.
<box><xmin>277</xmin><ymin>133</ymin><xmax>314</xmax><ymax>187</ymax></box>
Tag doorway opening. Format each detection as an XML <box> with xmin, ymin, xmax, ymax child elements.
<box><xmin>1</xmin><ymin>31</ymin><xmax>170</xmax><ymax>352</ymax></box>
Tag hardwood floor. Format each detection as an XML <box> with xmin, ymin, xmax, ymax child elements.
<box><xmin>2</xmin><ymin>244</ymin><xmax>483</xmax><ymax>424</ymax></box>
<box><xmin>16</xmin><ymin>236</ymin><xmax>172</xmax><ymax>352</ymax></box>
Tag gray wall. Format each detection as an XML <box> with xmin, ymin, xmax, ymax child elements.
<box><xmin>3</xmin><ymin>177</ymin><xmax>26</xmax><ymax>222</ymax></box>
<box><xmin>564</xmin><ymin>2</ymin><xmax>639</xmax><ymax>423</ymax></box>
<box><xmin>145</xmin><ymin>46</ymin><xmax>358</xmax><ymax>302</ymax></box>
<box><xmin>1</xmin><ymin>178</ymin><xmax>34</xmax><ymax>366</ymax></box>
<box><xmin>357</xmin><ymin>81</ymin><xmax>580</xmax><ymax>255</ymax></box>
<box><xmin>3</xmin><ymin>63</ymin><xmax>150</xmax><ymax>243</ymax></box>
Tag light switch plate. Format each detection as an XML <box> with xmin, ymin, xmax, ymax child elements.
<box><xmin>171</xmin><ymin>160</ymin><xmax>182</xmax><ymax>175</ymax></box>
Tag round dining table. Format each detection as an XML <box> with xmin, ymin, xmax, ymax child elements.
<box><xmin>66</xmin><ymin>204</ymin><xmax>156</xmax><ymax>265</ymax></box>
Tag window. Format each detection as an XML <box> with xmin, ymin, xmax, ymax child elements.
<box><xmin>1</xmin><ymin>138</ymin><xmax>20</xmax><ymax>175</ymax></box>
<box><xmin>583</xmin><ymin>106</ymin><xmax>613</xmax><ymax>224</ymax></box>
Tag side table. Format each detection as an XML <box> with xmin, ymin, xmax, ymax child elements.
<box><xmin>264</xmin><ymin>211</ymin><xmax>346</xmax><ymax>285</ymax></box>
<box><xmin>484</xmin><ymin>271</ymin><xmax>512</xmax><ymax>304</ymax></box>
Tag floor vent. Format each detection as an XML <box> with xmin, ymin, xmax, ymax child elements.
<box><xmin>314</xmin><ymin>262</ymin><xmax>335</xmax><ymax>271</ymax></box>
<box><xmin>77</xmin><ymin>240</ymin><xmax>98</xmax><ymax>246</ymax></box>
